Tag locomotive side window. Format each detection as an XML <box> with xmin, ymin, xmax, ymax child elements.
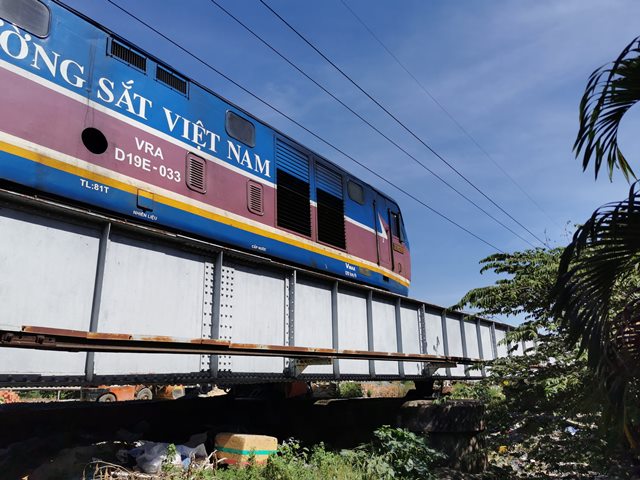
<box><xmin>316</xmin><ymin>163</ymin><xmax>345</xmax><ymax>249</ymax></box>
<box><xmin>347</xmin><ymin>180</ymin><xmax>365</xmax><ymax>205</ymax></box>
<box><xmin>0</xmin><ymin>0</ymin><xmax>50</xmax><ymax>37</ymax></box>
<box><xmin>226</xmin><ymin>111</ymin><xmax>255</xmax><ymax>148</ymax></box>
<box><xmin>276</xmin><ymin>141</ymin><xmax>311</xmax><ymax>236</ymax></box>
<box><xmin>390</xmin><ymin>212</ymin><xmax>403</xmax><ymax>242</ymax></box>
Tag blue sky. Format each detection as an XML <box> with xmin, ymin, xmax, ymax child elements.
<box><xmin>61</xmin><ymin>0</ymin><xmax>640</xmax><ymax>322</ymax></box>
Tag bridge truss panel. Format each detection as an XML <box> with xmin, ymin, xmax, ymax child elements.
<box><xmin>220</xmin><ymin>261</ymin><xmax>287</xmax><ymax>375</ymax></box>
<box><xmin>336</xmin><ymin>288</ymin><xmax>369</xmax><ymax>376</ymax></box>
<box><xmin>0</xmin><ymin>205</ymin><xmax>99</xmax><ymax>376</ymax></box>
<box><xmin>399</xmin><ymin>304</ymin><xmax>423</xmax><ymax>377</ymax></box>
<box><xmin>293</xmin><ymin>277</ymin><xmax>334</xmax><ymax>376</ymax></box>
<box><xmin>93</xmin><ymin>232</ymin><xmax>207</xmax><ymax>376</ymax></box>
<box><xmin>371</xmin><ymin>297</ymin><xmax>399</xmax><ymax>376</ymax></box>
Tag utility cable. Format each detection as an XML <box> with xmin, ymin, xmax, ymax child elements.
<box><xmin>339</xmin><ymin>0</ymin><xmax>560</xmax><ymax>229</ymax></box>
<box><xmin>208</xmin><ymin>0</ymin><xmax>536</xmax><ymax>248</ymax></box>
<box><xmin>258</xmin><ymin>0</ymin><xmax>549</xmax><ymax>248</ymax></box>
<box><xmin>102</xmin><ymin>0</ymin><xmax>504</xmax><ymax>252</ymax></box>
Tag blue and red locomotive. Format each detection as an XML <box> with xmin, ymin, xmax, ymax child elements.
<box><xmin>0</xmin><ymin>0</ymin><xmax>411</xmax><ymax>294</ymax></box>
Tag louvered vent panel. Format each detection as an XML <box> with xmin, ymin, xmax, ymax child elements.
<box><xmin>156</xmin><ymin>65</ymin><xmax>188</xmax><ymax>95</ymax></box>
<box><xmin>316</xmin><ymin>164</ymin><xmax>343</xmax><ymax>199</ymax></box>
<box><xmin>186</xmin><ymin>154</ymin><xmax>206</xmax><ymax>193</ymax></box>
<box><xmin>247</xmin><ymin>181</ymin><xmax>264</xmax><ymax>215</ymax></box>
<box><xmin>276</xmin><ymin>140</ymin><xmax>311</xmax><ymax>236</ymax></box>
<box><xmin>276</xmin><ymin>141</ymin><xmax>309</xmax><ymax>182</ymax></box>
<box><xmin>277</xmin><ymin>171</ymin><xmax>311</xmax><ymax>236</ymax></box>
<box><xmin>316</xmin><ymin>164</ymin><xmax>345</xmax><ymax>249</ymax></box>
<box><xmin>110</xmin><ymin>39</ymin><xmax>147</xmax><ymax>71</ymax></box>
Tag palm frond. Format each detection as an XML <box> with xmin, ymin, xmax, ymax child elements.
<box><xmin>610</xmin><ymin>296</ymin><xmax>640</xmax><ymax>377</ymax></box>
<box><xmin>575</xmin><ymin>36</ymin><xmax>640</xmax><ymax>181</ymax></box>
<box><xmin>553</xmin><ymin>182</ymin><xmax>640</xmax><ymax>371</ymax></box>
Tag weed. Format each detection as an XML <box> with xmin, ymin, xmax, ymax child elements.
<box><xmin>357</xmin><ymin>426</ymin><xmax>445</xmax><ymax>480</ymax></box>
<box><xmin>338</xmin><ymin>382</ymin><xmax>363</xmax><ymax>398</ymax></box>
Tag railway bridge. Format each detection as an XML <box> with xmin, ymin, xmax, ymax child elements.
<box><xmin>0</xmin><ymin>187</ymin><xmax>527</xmax><ymax>389</ymax></box>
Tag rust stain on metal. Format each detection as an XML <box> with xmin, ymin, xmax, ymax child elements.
<box><xmin>194</xmin><ymin>338</ymin><xmax>230</xmax><ymax>346</ymax></box>
<box><xmin>87</xmin><ymin>332</ymin><xmax>133</xmax><ymax>340</ymax></box>
<box><xmin>134</xmin><ymin>335</ymin><xmax>176</xmax><ymax>343</ymax></box>
<box><xmin>5</xmin><ymin>326</ymin><xmax>480</xmax><ymax>364</ymax></box>
<box><xmin>275</xmin><ymin>345</ymin><xmax>335</xmax><ymax>354</ymax></box>
<box><xmin>23</xmin><ymin>326</ymin><xmax>89</xmax><ymax>338</ymax></box>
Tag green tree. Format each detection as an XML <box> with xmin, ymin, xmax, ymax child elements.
<box><xmin>455</xmin><ymin>249</ymin><xmax>629</xmax><ymax>476</ymax></box>
<box><xmin>456</xmin><ymin>248</ymin><xmax>562</xmax><ymax>323</ymax></box>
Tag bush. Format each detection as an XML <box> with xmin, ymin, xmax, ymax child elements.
<box><xmin>448</xmin><ymin>381</ymin><xmax>503</xmax><ymax>403</ymax></box>
<box><xmin>372</xmin><ymin>426</ymin><xmax>445</xmax><ymax>479</ymax></box>
<box><xmin>345</xmin><ymin>426</ymin><xmax>445</xmax><ymax>480</ymax></box>
<box><xmin>338</xmin><ymin>382</ymin><xmax>363</xmax><ymax>398</ymax></box>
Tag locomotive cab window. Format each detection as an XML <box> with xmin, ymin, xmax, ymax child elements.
<box><xmin>390</xmin><ymin>212</ymin><xmax>403</xmax><ymax>242</ymax></box>
<box><xmin>0</xmin><ymin>0</ymin><xmax>50</xmax><ymax>37</ymax></box>
<box><xmin>226</xmin><ymin>111</ymin><xmax>255</xmax><ymax>148</ymax></box>
<box><xmin>347</xmin><ymin>180</ymin><xmax>365</xmax><ymax>205</ymax></box>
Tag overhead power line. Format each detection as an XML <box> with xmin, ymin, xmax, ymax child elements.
<box><xmin>207</xmin><ymin>0</ymin><xmax>536</xmax><ymax>249</ymax></box>
<box><xmin>102</xmin><ymin>0</ymin><xmax>504</xmax><ymax>252</ymax></box>
<box><xmin>258</xmin><ymin>0</ymin><xmax>549</xmax><ymax>248</ymax></box>
<box><xmin>339</xmin><ymin>0</ymin><xmax>560</xmax><ymax>229</ymax></box>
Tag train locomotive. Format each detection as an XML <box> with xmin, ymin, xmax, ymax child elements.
<box><xmin>0</xmin><ymin>0</ymin><xmax>411</xmax><ymax>295</ymax></box>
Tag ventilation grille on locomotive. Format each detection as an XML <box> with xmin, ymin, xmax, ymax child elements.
<box><xmin>247</xmin><ymin>181</ymin><xmax>264</xmax><ymax>215</ymax></box>
<box><xmin>316</xmin><ymin>164</ymin><xmax>345</xmax><ymax>249</ymax></box>
<box><xmin>110</xmin><ymin>39</ymin><xmax>147</xmax><ymax>71</ymax></box>
<box><xmin>186</xmin><ymin>154</ymin><xmax>206</xmax><ymax>193</ymax></box>
<box><xmin>276</xmin><ymin>141</ymin><xmax>311</xmax><ymax>236</ymax></box>
<box><xmin>156</xmin><ymin>65</ymin><xmax>188</xmax><ymax>95</ymax></box>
